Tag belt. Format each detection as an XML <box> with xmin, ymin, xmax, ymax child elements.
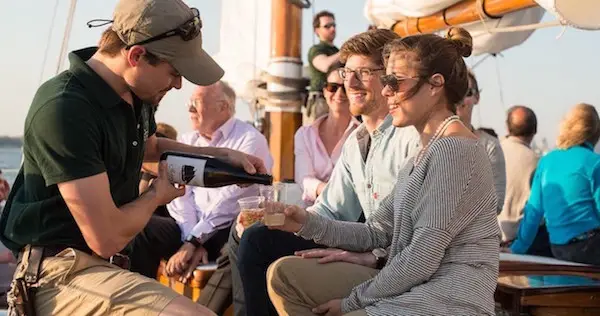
<box><xmin>36</xmin><ymin>245</ymin><xmax>130</xmax><ymax>270</ymax></box>
<box><xmin>568</xmin><ymin>228</ymin><xmax>600</xmax><ymax>244</ymax></box>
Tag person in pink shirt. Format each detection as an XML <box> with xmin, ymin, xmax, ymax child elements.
<box><xmin>295</xmin><ymin>62</ymin><xmax>360</xmax><ymax>205</ymax></box>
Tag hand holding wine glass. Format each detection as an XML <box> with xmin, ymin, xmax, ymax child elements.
<box><xmin>264</xmin><ymin>201</ymin><xmax>308</xmax><ymax>233</ymax></box>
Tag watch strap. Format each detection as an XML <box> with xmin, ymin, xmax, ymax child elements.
<box><xmin>185</xmin><ymin>235</ymin><xmax>202</xmax><ymax>248</ymax></box>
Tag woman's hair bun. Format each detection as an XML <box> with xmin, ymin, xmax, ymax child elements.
<box><xmin>445</xmin><ymin>27</ymin><xmax>473</xmax><ymax>58</ymax></box>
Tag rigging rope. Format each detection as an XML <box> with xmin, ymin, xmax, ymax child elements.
<box><xmin>493</xmin><ymin>54</ymin><xmax>506</xmax><ymax>111</ymax></box>
<box><xmin>39</xmin><ymin>0</ymin><xmax>60</xmax><ymax>84</ymax></box>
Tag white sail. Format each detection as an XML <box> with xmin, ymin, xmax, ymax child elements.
<box><xmin>364</xmin><ymin>0</ymin><xmax>600</xmax><ymax>55</ymax></box>
<box><xmin>212</xmin><ymin>0</ymin><xmax>272</xmax><ymax>103</ymax></box>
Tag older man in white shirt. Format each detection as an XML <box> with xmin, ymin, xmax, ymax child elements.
<box><xmin>129</xmin><ymin>81</ymin><xmax>272</xmax><ymax>282</ymax></box>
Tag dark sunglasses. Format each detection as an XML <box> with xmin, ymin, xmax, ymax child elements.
<box><xmin>323</xmin><ymin>22</ymin><xmax>336</xmax><ymax>29</ymax></box>
<box><xmin>379</xmin><ymin>74</ymin><xmax>419</xmax><ymax>92</ymax></box>
<box><xmin>465</xmin><ymin>87</ymin><xmax>480</xmax><ymax>97</ymax></box>
<box><xmin>324</xmin><ymin>82</ymin><xmax>345</xmax><ymax>93</ymax></box>
<box><xmin>127</xmin><ymin>8</ymin><xmax>202</xmax><ymax>48</ymax></box>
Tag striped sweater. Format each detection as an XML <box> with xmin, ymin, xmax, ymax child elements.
<box><xmin>298</xmin><ymin>137</ymin><xmax>501</xmax><ymax>316</ymax></box>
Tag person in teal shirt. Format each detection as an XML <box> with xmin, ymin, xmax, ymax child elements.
<box><xmin>511</xmin><ymin>103</ymin><xmax>600</xmax><ymax>265</ymax></box>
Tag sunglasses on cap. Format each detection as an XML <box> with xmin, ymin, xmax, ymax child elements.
<box><xmin>87</xmin><ymin>8</ymin><xmax>202</xmax><ymax>48</ymax></box>
<box><xmin>379</xmin><ymin>74</ymin><xmax>419</xmax><ymax>92</ymax></box>
<box><xmin>324</xmin><ymin>82</ymin><xmax>345</xmax><ymax>93</ymax></box>
<box><xmin>126</xmin><ymin>8</ymin><xmax>202</xmax><ymax>48</ymax></box>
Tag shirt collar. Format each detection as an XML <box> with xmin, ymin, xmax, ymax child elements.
<box><xmin>355</xmin><ymin>115</ymin><xmax>393</xmax><ymax>141</ymax></box>
<box><xmin>217</xmin><ymin>117</ymin><xmax>237</xmax><ymax>140</ymax></box>
<box><xmin>68</xmin><ymin>47</ymin><xmax>123</xmax><ymax>108</ymax></box>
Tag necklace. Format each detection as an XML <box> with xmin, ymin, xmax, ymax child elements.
<box><xmin>414</xmin><ymin>115</ymin><xmax>461</xmax><ymax>166</ymax></box>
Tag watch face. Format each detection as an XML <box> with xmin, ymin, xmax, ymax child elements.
<box><xmin>372</xmin><ymin>248</ymin><xmax>387</xmax><ymax>258</ymax></box>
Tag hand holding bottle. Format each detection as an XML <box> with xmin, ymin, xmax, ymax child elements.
<box><xmin>220</xmin><ymin>148</ymin><xmax>268</xmax><ymax>175</ymax></box>
<box><xmin>264</xmin><ymin>201</ymin><xmax>308</xmax><ymax>233</ymax></box>
<box><xmin>149</xmin><ymin>161</ymin><xmax>186</xmax><ymax>206</ymax></box>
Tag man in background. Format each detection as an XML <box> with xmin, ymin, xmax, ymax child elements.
<box><xmin>499</xmin><ymin>105</ymin><xmax>549</xmax><ymax>256</ymax></box>
<box><xmin>306</xmin><ymin>10</ymin><xmax>340</xmax><ymax>123</ymax></box>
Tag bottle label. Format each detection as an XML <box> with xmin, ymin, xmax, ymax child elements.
<box><xmin>166</xmin><ymin>155</ymin><xmax>207</xmax><ymax>187</ymax></box>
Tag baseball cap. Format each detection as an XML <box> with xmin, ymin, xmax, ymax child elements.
<box><xmin>110</xmin><ymin>0</ymin><xmax>224</xmax><ymax>86</ymax></box>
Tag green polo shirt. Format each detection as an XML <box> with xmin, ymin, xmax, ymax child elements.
<box><xmin>0</xmin><ymin>47</ymin><xmax>157</xmax><ymax>254</ymax></box>
<box><xmin>307</xmin><ymin>41</ymin><xmax>339</xmax><ymax>92</ymax></box>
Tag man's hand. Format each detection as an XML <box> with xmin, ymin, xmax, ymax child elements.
<box><xmin>180</xmin><ymin>246</ymin><xmax>209</xmax><ymax>284</ymax></box>
<box><xmin>235</xmin><ymin>213</ymin><xmax>245</xmax><ymax>238</ymax></box>
<box><xmin>165</xmin><ymin>242</ymin><xmax>196</xmax><ymax>277</ymax></box>
<box><xmin>295</xmin><ymin>248</ymin><xmax>377</xmax><ymax>268</ymax></box>
<box><xmin>313</xmin><ymin>299</ymin><xmax>343</xmax><ymax>316</ymax></box>
<box><xmin>220</xmin><ymin>148</ymin><xmax>267</xmax><ymax>175</ymax></box>
<box><xmin>0</xmin><ymin>177</ymin><xmax>10</xmax><ymax>201</ymax></box>
<box><xmin>149</xmin><ymin>162</ymin><xmax>185</xmax><ymax>205</ymax></box>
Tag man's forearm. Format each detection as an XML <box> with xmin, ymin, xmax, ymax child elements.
<box><xmin>142</xmin><ymin>138</ymin><xmax>230</xmax><ymax>175</ymax></box>
<box><xmin>148</xmin><ymin>138</ymin><xmax>229</xmax><ymax>162</ymax></box>
<box><xmin>111</xmin><ymin>188</ymin><xmax>161</xmax><ymax>254</ymax></box>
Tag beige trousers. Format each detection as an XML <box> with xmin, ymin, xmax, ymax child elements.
<box><xmin>267</xmin><ymin>256</ymin><xmax>379</xmax><ymax>316</ymax></box>
<box><xmin>31</xmin><ymin>248</ymin><xmax>181</xmax><ymax>316</ymax></box>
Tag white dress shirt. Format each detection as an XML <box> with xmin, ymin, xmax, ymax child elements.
<box><xmin>167</xmin><ymin>117</ymin><xmax>273</xmax><ymax>241</ymax></box>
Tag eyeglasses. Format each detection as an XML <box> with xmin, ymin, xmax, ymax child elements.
<box><xmin>126</xmin><ymin>8</ymin><xmax>202</xmax><ymax>49</ymax></box>
<box><xmin>322</xmin><ymin>22</ymin><xmax>336</xmax><ymax>29</ymax></box>
<box><xmin>324</xmin><ymin>82</ymin><xmax>345</xmax><ymax>94</ymax></box>
<box><xmin>379</xmin><ymin>74</ymin><xmax>419</xmax><ymax>92</ymax></box>
<box><xmin>465</xmin><ymin>87</ymin><xmax>480</xmax><ymax>97</ymax></box>
<box><xmin>338</xmin><ymin>67</ymin><xmax>384</xmax><ymax>82</ymax></box>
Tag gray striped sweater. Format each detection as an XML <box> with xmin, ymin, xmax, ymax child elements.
<box><xmin>298</xmin><ymin>137</ymin><xmax>501</xmax><ymax>316</ymax></box>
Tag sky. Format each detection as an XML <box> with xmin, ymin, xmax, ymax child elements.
<box><xmin>1</xmin><ymin>1</ymin><xmax>600</xmax><ymax>150</ymax></box>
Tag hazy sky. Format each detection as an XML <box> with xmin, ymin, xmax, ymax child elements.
<box><xmin>1</xmin><ymin>1</ymin><xmax>600</xmax><ymax>149</ymax></box>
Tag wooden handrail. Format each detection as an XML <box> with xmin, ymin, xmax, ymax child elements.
<box><xmin>392</xmin><ymin>0</ymin><xmax>539</xmax><ymax>36</ymax></box>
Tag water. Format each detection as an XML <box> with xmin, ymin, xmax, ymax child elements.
<box><xmin>0</xmin><ymin>147</ymin><xmax>21</xmax><ymax>186</ymax></box>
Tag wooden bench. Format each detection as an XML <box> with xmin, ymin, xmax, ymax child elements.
<box><xmin>497</xmin><ymin>253</ymin><xmax>600</xmax><ymax>316</ymax></box>
<box><xmin>157</xmin><ymin>260</ymin><xmax>234</xmax><ymax>316</ymax></box>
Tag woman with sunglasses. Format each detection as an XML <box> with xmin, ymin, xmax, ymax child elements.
<box><xmin>456</xmin><ymin>70</ymin><xmax>506</xmax><ymax>214</ymax></box>
<box><xmin>264</xmin><ymin>27</ymin><xmax>499</xmax><ymax>316</ymax></box>
<box><xmin>295</xmin><ymin>62</ymin><xmax>360</xmax><ymax>206</ymax></box>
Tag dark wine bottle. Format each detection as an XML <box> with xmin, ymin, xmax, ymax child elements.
<box><xmin>160</xmin><ymin>151</ymin><xmax>273</xmax><ymax>188</ymax></box>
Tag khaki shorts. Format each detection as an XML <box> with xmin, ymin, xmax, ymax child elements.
<box><xmin>33</xmin><ymin>248</ymin><xmax>180</xmax><ymax>316</ymax></box>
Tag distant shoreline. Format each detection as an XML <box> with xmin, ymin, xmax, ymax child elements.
<box><xmin>0</xmin><ymin>137</ymin><xmax>23</xmax><ymax>148</ymax></box>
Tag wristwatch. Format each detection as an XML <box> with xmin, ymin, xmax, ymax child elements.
<box><xmin>372</xmin><ymin>248</ymin><xmax>387</xmax><ymax>269</ymax></box>
<box><xmin>185</xmin><ymin>234</ymin><xmax>202</xmax><ymax>248</ymax></box>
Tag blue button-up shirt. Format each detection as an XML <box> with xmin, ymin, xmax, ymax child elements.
<box><xmin>511</xmin><ymin>143</ymin><xmax>600</xmax><ymax>253</ymax></box>
<box><xmin>309</xmin><ymin>115</ymin><xmax>421</xmax><ymax>221</ymax></box>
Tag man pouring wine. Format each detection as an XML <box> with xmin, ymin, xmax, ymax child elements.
<box><xmin>0</xmin><ymin>1</ymin><xmax>268</xmax><ymax>315</ymax></box>
<box><xmin>128</xmin><ymin>81</ymin><xmax>273</xmax><ymax>286</ymax></box>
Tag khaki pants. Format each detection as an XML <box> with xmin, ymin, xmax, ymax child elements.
<box><xmin>31</xmin><ymin>248</ymin><xmax>181</xmax><ymax>316</ymax></box>
<box><xmin>267</xmin><ymin>256</ymin><xmax>378</xmax><ymax>316</ymax></box>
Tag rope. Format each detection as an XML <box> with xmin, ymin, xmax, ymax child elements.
<box><xmin>39</xmin><ymin>0</ymin><xmax>60</xmax><ymax>84</ymax></box>
<box><xmin>493</xmin><ymin>55</ymin><xmax>506</xmax><ymax>111</ymax></box>
<box><xmin>56</xmin><ymin>0</ymin><xmax>78</xmax><ymax>74</ymax></box>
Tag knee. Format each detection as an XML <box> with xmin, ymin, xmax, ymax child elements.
<box><xmin>266</xmin><ymin>256</ymin><xmax>299</xmax><ymax>297</ymax></box>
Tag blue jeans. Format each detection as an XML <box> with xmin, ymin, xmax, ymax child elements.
<box><xmin>551</xmin><ymin>228</ymin><xmax>600</xmax><ymax>265</ymax></box>
<box><xmin>237</xmin><ymin>223</ymin><xmax>325</xmax><ymax>316</ymax></box>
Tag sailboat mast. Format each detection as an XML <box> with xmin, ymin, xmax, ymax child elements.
<box><xmin>392</xmin><ymin>0</ymin><xmax>538</xmax><ymax>36</ymax></box>
<box><xmin>55</xmin><ymin>0</ymin><xmax>78</xmax><ymax>74</ymax></box>
<box><xmin>265</xmin><ymin>0</ymin><xmax>303</xmax><ymax>182</ymax></box>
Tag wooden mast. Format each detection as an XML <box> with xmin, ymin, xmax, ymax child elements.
<box><xmin>265</xmin><ymin>0</ymin><xmax>303</xmax><ymax>181</ymax></box>
<box><xmin>392</xmin><ymin>0</ymin><xmax>538</xmax><ymax>36</ymax></box>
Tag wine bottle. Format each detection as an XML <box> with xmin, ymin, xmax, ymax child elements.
<box><xmin>160</xmin><ymin>151</ymin><xmax>273</xmax><ymax>188</ymax></box>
